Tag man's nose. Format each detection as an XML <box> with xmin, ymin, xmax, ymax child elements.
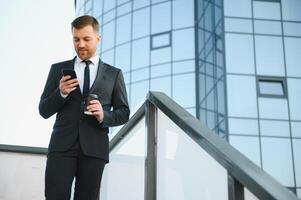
<box><xmin>78</xmin><ymin>41</ymin><xmax>85</xmax><ymax>47</ymax></box>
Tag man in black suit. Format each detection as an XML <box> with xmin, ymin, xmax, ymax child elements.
<box><xmin>39</xmin><ymin>15</ymin><xmax>130</xmax><ymax>200</ymax></box>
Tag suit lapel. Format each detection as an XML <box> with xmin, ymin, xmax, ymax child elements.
<box><xmin>89</xmin><ymin>59</ymin><xmax>106</xmax><ymax>93</ymax></box>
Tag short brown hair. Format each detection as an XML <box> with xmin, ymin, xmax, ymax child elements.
<box><xmin>71</xmin><ymin>15</ymin><xmax>99</xmax><ymax>33</ymax></box>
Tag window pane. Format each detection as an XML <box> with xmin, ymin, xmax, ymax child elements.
<box><xmin>225</xmin><ymin>33</ymin><xmax>255</xmax><ymax>74</ymax></box>
<box><xmin>117</xmin><ymin>2</ymin><xmax>131</xmax><ymax>17</ymax></box>
<box><xmin>117</xmin><ymin>0</ymin><xmax>129</xmax><ymax>6</ymax></box>
<box><xmin>130</xmin><ymin>81</ymin><xmax>149</xmax><ymax>109</ymax></box>
<box><xmin>132</xmin><ymin>68</ymin><xmax>149</xmax><ymax>82</ymax></box>
<box><xmin>224</xmin><ymin>0</ymin><xmax>252</xmax><ymax>18</ymax></box>
<box><xmin>102</xmin><ymin>21</ymin><xmax>115</xmax><ymax>51</ymax></box>
<box><xmin>225</xmin><ymin>18</ymin><xmax>252</xmax><ymax>33</ymax></box>
<box><xmin>115</xmin><ymin>43</ymin><xmax>131</xmax><ymax>72</ymax></box>
<box><xmin>253</xmin><ymin>1</ymin><xmax>281</xmax><ymax>20</ymax></box>
<box><xmin>172</xmin><ymin>0</ymin><xmax>194</xmax><ymax>29</ymax></box>
<box><xmin>116</xmin><ymin>14</ymin><xmax>131</xmax><ymax>45</ymax></box>
<box><xmin>151</xmin><ymin>32</ymin><xmax>170</xmax><ymax>49</ymax></box>
<box><xmin>293</xmin><ymin>139</ymin><xmax>301</xmax><ymax>187</ymax></box>
<box><xmin>282</xmin><ymin>0</ymin><xmax>301</xmax><ymax>21</ymax></box>
<box><xmin>229</xmin><ymin>118</ymin><xmax>259</xmax><ymax>136</ymax></box>
<box><xmin>151</xmin><ymin>63</ymin><xmax>171</xmax><ymax>78</ymax></box>
<box><xmin>258</xmin><ymin>98</ymin><xmax>289</xmax><ymax>120</ymax></box>
<box><xmin>151</xmin><ymin>2</ymin><xmax>171</xmax><ymax>34</ymax></box>
<box><xmin>102</xmin><ymin>49</ymin><xmax>114</xmax><ymax>65</ymax></box>
<box><xmin>150</xmin><ymin>76</ymin><xmax>171</xmax><ymax>96</ymax></box>
<box><xmin>283</xmin><ymin>22</ymin><xmax>301</xmax><ymax>37</ymax></box>
<box><xmin>261</xmin><ymin>138</ymin><xmax>294</xmax><ymax>187</ymax></box>
<box><xmin>260</xmin><ymin>120</ymin><xmax>290</xmax><ymax>137</ymax></box>
<box><xmin>255</xmin><ymin>36</ymin><xmax>285</xmax><ymax>76</ymax></box>
<box><xmin>173</xmin><ymin>73</ymin><xmax>195</xmax><ymax>108</ymax></box>
<box><xmin>254</xmin><ymin>20</ymin><xmax>282</xmax><ymax>35</ymax></box>
<box><xmin>93</xmin><ymin>0</ymin><xmax>103</xmax><ymax>18</ymax></box>
<box><xmin>103</xmin><ymin>9</ymin><xmax>115</xmax><ymax>24</ymax></box>
<box><xmin>287</xmin><ymin>78</ymin><xmax>301</xmax><ymax>120</ymax></box>
<box><xmin>258</xmin><ymin>80</ymin><xmax>284</xmax><ymax>96</ymax></box>
<box><xmin>104</xmin><ymin>0</ymin><xmax>115</xmax><ymax>12</ymax></box>
<box><xmin>133</xmin><ymin>0</ymin><xmax>150</xmax><ymax>10</ymax></box>
<box><xmin>173</xmin><ymin>29</ymin><xmax>195</xmax><ymax>61</ymax></box>
<box><xmin>229</xmin><ymin>136</ymin><xmax>261</xmax><ymax>166</ymax></box>
<box><xmin>284</xmin><ymin>37</ymin><xmax>301</xmax><ymax>77</ymax></box>
<box><xmin>227</xmin><ymin>75</ymin><xmax>258</xmax><ymax>118</ymax></box>
<box><xmin>173</xmin><ymin>60</ymin><xmax>195</xmax><ymax>74</ymax></box>
<box><xmin>291</xmin><ymin>122</ymin><xmax>301</xmax><ymax>138</ymax></box>
<box><xmin>151</xmin><ymin>47</ymin><xmax>171</xmax><ymax>65</ymax></box>
<box><xmin>133</xmin><ymin>7</ymin><xmax>150</xmax><ymax>39</ymax></box>
<box><xmin>132</xmin><ymin>37</ymin><xmax>150</xmax><ymax>69</ymax></box>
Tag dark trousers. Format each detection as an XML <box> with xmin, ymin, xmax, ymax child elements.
<box><xmin>45</xmin><ymin>140</ymin><xmax>106</xmax><ymax>200</ymax></box>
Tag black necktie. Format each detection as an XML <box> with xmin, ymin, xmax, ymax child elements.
<box><xmin>83</xmin><ymin>60</ymin><xmax>91</xmax><ymax>97</ymax></box>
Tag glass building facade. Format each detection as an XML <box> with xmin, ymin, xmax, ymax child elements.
<box><xmin>75</xmin><ymin>0</ymin><xmax>301</xmax><ymax>197</ymax></box>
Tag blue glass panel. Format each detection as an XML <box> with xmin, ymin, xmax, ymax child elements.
<box><xmin>151</xmin><ymin>47</ymin><xmax>171</xmax><ymax>65</ymax></box>
<box><xmin>283</xmin><ymin>22</ymin><xmax>301</xmax><ymax>37</ymax></box>
<box><xmin>132</xmin><ymin>37</ymin><xmax>150</xmax><ymax>69</ymax></box>
<box><xmin>115</xmin><ymin>43</ymin><xmax>131</xmax><ymax>73</ymax></box>
<box><xmin>287</xmin><ymin>78</ymin><xmax>301</xmax><ymax>121</ymax></box>
<box><xmin>282</xmin><ymin>0</ymin><xmax>301</xmax><ymax>21</ymax></box>
<box><xmin>258</xmin><ymin>98</ymin><xmax>289</xmax><ymax>120</ymax></box>
<box><xmin>172</xmin><ymin>29</ymin><xmax>195</xmax><ymax>61</ymax></box>
<box><xmin>229</xmin><ymin>118</ymin><xmax>259</xmax><ymax>136</ymax></box>
<box><xmin>260</xmin><ymin>120</ymin><xmax>290</xmax><ymax>137</ymax></box>
<box><xmin>224</xmin><ymin>18</ymin><xmax>252</xmax><ymax>33</ymax></box>
<box><xmin>173</xmin><ymin>60</ymin><xmax>195</xmax><ymax>74</ymax></box>
<box><xmin>102</xmin><ymin>21</ymin><xmax>115</xmax><ymax>51</ymax></box>
<box><xmin>104</xmin><ymin>0</ymin><xmax>116</xmax><ymax>12</ymax></box>
<box><xmin>102</xmin><ymin>49</ymin><xmax>114</xmax><ymax>66</ymax></box>
<box><xmin>93</xmin><ymin>0</ymin><xmax>103</xmax><ymax>18</ymax></box>
<box><xmin>172</xmin><ymin>73</ymin><xmax>195</xmax><ymax>108</ymax></box>
<box><xmin>133</xmin><ymin>0</ymin><xmax>150</xmax><ymax>10</ymax></box>
<box><xmin>151</xmin><ymin>63</ymin><xmax>171</xmax><ymax>78</ymax></box>
<box><xmin>116</xmin><ymin>14</ymin><xmax>131</xmax><ymax>45</ymax></box>
<box><xmin>150</xmin><ymin>76</ymin><xmax>171</xmax><ymax>96</ymax></box>
<box><xmin>130</xmin><ymin>81</ymin><xmax>149</xmax><ymax>109</ymax></box>
<box><xmin>291</xmin><ymin>122</ymin><xmax>301</xmax><ymax>138</ymax></box>
<box><xmin>132</xmin><ymin>68</ymin><xmax>149</xmax><ymax>82</ymax></box>
<box><xmin>103</xmin><ymin>10</ymin><xmax>115</xmax><ymax>24</ymax></box>
<box><xmin>229</xmin><ymin>136</ymin><xmax>261</xmax><ymax>166</ymax></box>
<box><xmin>253</xmin><ymin>1</ymin><xmax>281</xmax><ymax>20</ymax></box>
<box><xmin>117</xmin><ymin>2</ymin><xmax>131</xmax><ymax>16</ymax></box>
<box><xmin>151</xmin><ymin>2</ymin><xmax>171</xmax><ymax>34</ymax></box>
<box><xmin>227</xmin><ymin>75</ymin><xmax>258</xmax><ymax>118</ymax></box>
<box><xmin>225</xmin><ymin>33</ymin><xmax>255</xmax><ymax>74</ymax></box>
<box><xmin>254</xmin><ymin>20</ymin><xmax>282</xmax><ymax>35</ymax></box>
<box><xmin>293</xmin><ymin>139</ymin><xmax>301</xmax><ymax>187</ymax></box>
<box><xmin>284</xmin><ymin>37</ymin><xmax>301</xmax><ymax>77</ymax></box>
<box><xmin>261</xmin><ymin>137</ymin><xmax>294</xmax><ymax>187</ymax></box>
<box><xmin>224</xmin><ymin>0</ymin><xmax>252</xmax><ymax>18</ymax></box>
<box><xmin>152</xmin><ymin>32</ymin><xmax>170</xmax><ymax>49</ymax></box>
<box><xmin>172</xmin><ymin>0</ymin><xmax>194</xmax><ymax>29</ymax></box>
<box><xmin>133</xmin><ymin>7</ymin><xmax>150</xmax><ymax>39</ymax></box>
<box><xmin>117</xmin><ymin>0</ymin><xmax>130</xmax><ymax>5</ymax></box>
<box><xmin>259</xmin><ymin>80</ymin><xmax>284</xmax><ymax>96</ymax></box>
<box><xmin>255</xmin><ymin>36</ymin><xmax>285</xmax><ymax>76</ymax></box>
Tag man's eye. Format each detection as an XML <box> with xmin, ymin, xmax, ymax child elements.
<box><xmin>74</xmin><ymin>39</ymin><xmax>79</xmax><ymax>42</ymax></box>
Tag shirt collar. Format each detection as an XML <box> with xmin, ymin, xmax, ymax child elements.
<box><xmin>75</xmin><ymin>54</ymin><xmax>99</xmax><ymax>65</ymax></box>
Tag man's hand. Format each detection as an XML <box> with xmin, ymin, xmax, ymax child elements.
<box><xmin>87</xmin><ymin>100</ymin><xmax>104</xmax><ymax>123</ymax></box>
<box><xmin>59</xmin><ymin>76</ymin><xmax>79</xmax><ymax>95</ymax></box>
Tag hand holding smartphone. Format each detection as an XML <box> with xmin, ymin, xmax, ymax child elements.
<box><xmin>62</xmin><ymin>69</ymin><xmax>77</xmax><ymax>80</ymax></box>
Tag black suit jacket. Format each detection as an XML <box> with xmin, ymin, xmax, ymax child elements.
<box><xmin>39</xmin><ymin>57</ymin><xmax>130</xmax><ymax>162</ymax></box>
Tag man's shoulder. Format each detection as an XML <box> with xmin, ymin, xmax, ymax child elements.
<box><xmin>102</xmin><ymin>61</ymin><xmax>120</xmax><ymax>72</ymax></box>
<box><xmin>52</xmin><ymin>58</ymin><xmax>75</xmax><ymax>68</ymax></box>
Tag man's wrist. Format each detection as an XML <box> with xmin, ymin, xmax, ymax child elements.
<box><xmin>60</xmin><ymin>91</ymin><xmax>68</xmax><ymax>98</ymax></box>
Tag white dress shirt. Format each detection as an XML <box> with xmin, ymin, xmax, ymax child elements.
<box><xmin>74</xmin><ymin>55</ymin><xmax>99</xmax><ymax>94</ymax></box>
<box><xmin>61</xmin><ymin>55</ymin><xmax>99</xmax><ymax>98</ymax></box>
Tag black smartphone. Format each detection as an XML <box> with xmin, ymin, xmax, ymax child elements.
<box><xmin>62</xmin><ymin>69</ymin><xmax>77</xmax><ymax>80</ymax></box>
